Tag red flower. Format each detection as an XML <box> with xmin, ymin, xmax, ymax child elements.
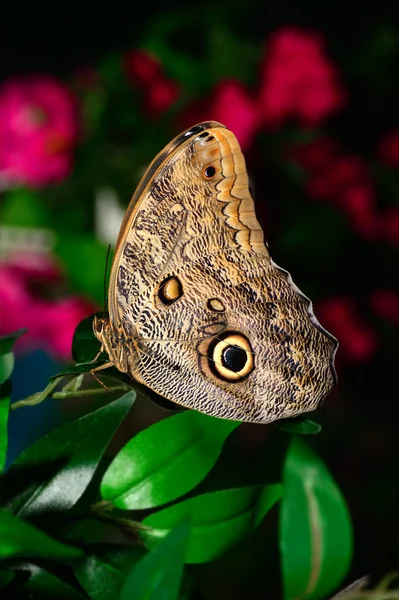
<box><xmin>0</xmin><ymin>252</ymin><xmax>97</xmax><ymax>361</ymax></box>
<box><xmin>317</xmin><ymin>297</ymin><xmax>378</xmax><ymax>362</ymax></box>
<box><xmin>259</xmin><ymin>27</ymin><xmax>346</xmax><ymax>127</ymax></box>
<box><xmin>0</xmin><ymin>75</ymin><xmax>78</xmax><ymax>188</ymax></box>
<box><xmin>340</xmin><ymin>184</ymin><xmax>377</xmax><ymax>239</ymax></box>
<box><xmin>370</xmin><ymin>290</ymin><xmax>399</xmax><ymax>327</ymax></box>
<box><xmin>378</xmin><ymin>130</ymin><xmax>399</xmax><ymax>168</ymax></box>
<box><xmin>124</xmin><ymin>50</ymin><xmax>163</xmax><ymax>87</ymax></box>
<box><xmin>123</xmin><ymin>49</ymin><xmax>179</xmax><ymax>118</ymax></box>
<box><xmin>291</xmin><ymin>137</ymin><xmax>380</xmax><ymax>239</ymax></box>
<box><xmin>180</xmin><ymin>80</ymin><xmax>259</xmax><ymax>151</ymax></box>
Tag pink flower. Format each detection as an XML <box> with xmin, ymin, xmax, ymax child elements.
<box><xmin>0</xmin><ymin>75</ymin><xmax>78</xmax><ymax>188</ymax></box>
<box><xmin>291</xmin><ymin>137</ymin><xmax>380</xmax><ymax>239</ymax></box>
<box><xmin>208</xmin><ymin>80</ymin><xmax>259</xmax><ymax>151</ymax></box>
<box><xmin>123</xmin><ymin>50</ymin><xmax>179</xmax><ymax>117</ymax></box>
<box><xmin>317</xmin><ymin>297</ymin><xmax>378</xmax><ymax>363</ymax></box>
<box><xmin>259</xmin><ymin>27</ymin><xmax>346</xmax><ymax>127</ymax></box>
<box><xmin>180</xmin><ymin>80</ymin><xmax>259</xmax><ymax>151</ymax></box>
<box><xmin>0</xmin><ymin>253</ymin><xmax>96</xmax><ymax>361</ymax></box>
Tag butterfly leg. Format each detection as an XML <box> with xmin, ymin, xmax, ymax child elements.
<box><xmin>90</xmin><ymin>361</ymin><xmax>114</xmax><ymax>392</ymax></box>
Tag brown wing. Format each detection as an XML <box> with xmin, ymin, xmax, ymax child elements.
<box><xmin>108</xmin><ymin>121</ymin><xmax>269</xmax><ymax>325</ymax></box>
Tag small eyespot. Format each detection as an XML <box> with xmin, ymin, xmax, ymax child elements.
<box><xmin>207</xmin><ymin>332</ymin><xmax>254</xmax><ymax>382</ymax></box>
<box><xmin>207</xmin><ymin>298</ymin><xmax>225</xmax><ymax>312</ymax></box>
<box><xmin>158</xmin><ymin>275</ymin><xmax>183</xmax><ymax>305</ymax></box>
<box><xmin>203</xmin><ymin>165</ymin><xmax>216</xmax><ymax>180</ymax></box>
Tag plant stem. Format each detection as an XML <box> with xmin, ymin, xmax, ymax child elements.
<box><xmin>53</xmin><ymin>384</ymin><xmax>128</xmax><ymax>398</ymax></box>
<box><xmin>11</xmin><ymin>377</ymin><xmax>64</xmax><ymax>410</ymax></box>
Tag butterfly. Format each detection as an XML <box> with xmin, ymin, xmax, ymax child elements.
<box><xmin>92</xmin><ymin>121</ymin><xmax>338</xmax><ymax>424</ymax></box>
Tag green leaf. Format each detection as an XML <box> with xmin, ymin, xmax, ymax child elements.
<box><xmin>0</xmin><ymin>352</ymin><xmax>14</xmax><ymax>385</ymax></box>
<box><xmin>75</xmin><ymin>545</ymin><xmax>147</xmax><ymax>600</ymax></box>
<box><xmin>280</xmin><ymin>438</ymin><xmax>353</xmax><ymax>600</ymax></box>
<box><xmin>101</xmin><ymin>411</ymin><xmax>240</xmax><ymax>510</ymax></box>
<box><xmin>141</xmin><ymin>485</ymin><xmax>282</xmax><ymax>564</ymax></box>
<box><xmin>3</xmin><ymin>391</ymin><xmax>135</xmax><ymax>518</ymax></box>
<box><xmin>75</xmin><ymin>554</ymin><xmax>127</xmax><ymax>600</ymax></box>
<box><xmin>72</xmin><ymin>313</ymin><xmax>102</xmax><ymax>363</ymax></box>
<box><xmin>0</xmin><ymin>511</ymin><xmax>82</xmax><ymax>560</ymax></box>
<box><xmin>0</xmin><ymin>329</ymin><xmax>27</xmax><ymax>355</ymax></box>
<box><xmin>276</xmin><ymin>417</ymin><xmax>322</xmax><ymax>435</ymax></box>
<box><xmin>120</xmin><ymin>518</ymin><xmax>190</xmax><ymax>600</ymax></box>
<box><xmin>24</xmin><ymin>565</ymin><xmax>87</xmax><ymax>599</ymax></box>
<box><xmin>0</xmin><ymin>380</ymin><xmax>11</xmax><ymax>473</ymax></box>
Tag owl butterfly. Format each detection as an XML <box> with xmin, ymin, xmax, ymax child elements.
<box><xmin>93</xmin><ymin>121</ymin><xmax>338</xmax><ymax>424</ymax></box>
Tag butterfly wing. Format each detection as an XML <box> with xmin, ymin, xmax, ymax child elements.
<box><xmin>105</xmin><ymin>121</ymin><xmax>337</xmax><ymax>424</ymax></box>
<box><xmin>108</xmin><ymin>121</ymin><xmax>267</xmax><ymax>322</ymax></box>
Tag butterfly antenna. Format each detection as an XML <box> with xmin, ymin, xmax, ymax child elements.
<box><xmin>103</xmin><ymin>244</ymin><xmax>112</xmax><ymax>316</ymax></box>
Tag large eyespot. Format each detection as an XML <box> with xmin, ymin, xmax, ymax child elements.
<box><xmin>203</xmin><ymin>165</ymin><xmax>216</xmax><ymax>180</ymax></box>
<box><xmin>208</xmin><ymin>332</ymin><xmax>254</xmax><ymax>382</ymax></box>
<box><xmin>158</xmin><ymin>275</ymin><xmax>183</xmax><ymax>305</ymax></box>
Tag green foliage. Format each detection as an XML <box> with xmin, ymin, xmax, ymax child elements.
<box><xmin>280</xmin><ymin>437</ymin><xmax>353</xmax><ymax>600</ymax></box>
<box><xmin>0</xmin><ymin>330</ymin><xmax>24</xmax><ymax>472</ymax></box>
<box><xmin>0</xmin><ymin>511</ymin><xmax>83</xmax><ymax>561</ymax></box>
<box><xmin>101</xmin><ymin>410</ymin><xmax>239</xmax><ymax>509</ymax></box>
<box><xmin>141</xmin><ymin>485</ymin><xmax>282</xmax><ymax>564</ymax></box>
<box><xmin>120</xmin><ymin>519</ymin><xmax>190</xmax><ymax>600</ymax></box>
<box><xmin>0</xmin><ymin>323</ymin><xmax>359</xmax><ymax>598</ymax></box>
<box><xmin>3</xmin><ymin>391</ymin><xmax>136</xmax><ymax>518</ymax></box>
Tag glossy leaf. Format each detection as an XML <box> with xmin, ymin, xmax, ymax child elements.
<box><xmin>120</xmin><ymin>518</ymin><xmax>190</xmax><ymax>600</ymax></box>
<box><xmin>72</xmin><ymin>313</ymin><xmax>103</xmax><ymax>363</ymax></box>
<box><xmin>0</xmin><ymin>329</ymin><xmax>27</xmax><ymax>355</ymax></box>
<box><xmin>280</xmin><ymin>437</ymin><xmax>353</xmax><ymax>600</ymax></box>
<box><xmin>0</xmin><ymin>352</ymin><xmax>14</xmax><ymax>385</ymax></box>
<box><xmin>101</xmin><ymin>410</ymin><xmax>240</xmax><ymax>510</ymax></box>
<box><xmin>276</xmin><ymin>417</ymin><xmax>322</xmax><ymax>435</ymax></box>
<box><xmin>0</xmin><ymin>511</ymin><xmax>83</xmax><ymax>560</ymax></box>
<box><xmin>24</xmin><ymin>565</ymin><xmax>87</xmax><ymax>599</ymax></box>
<box><xmin>3</xmin><ymin>391</ymin><xmax>135</xmax><ymax>517</ymax></box>
<box><xmin>141</xmin><ymin>485</ymin><xmax>282</xmax><ymax>564</ymax></box>
<box><xmin>0</xmin><ymin>380</ymin><xmax>11</xmax><ymax>472</ymax></box>
<box><xmin>75</xmin><ymin>545</ymin><xmax>145</xmax><ymax>600</ymax></box>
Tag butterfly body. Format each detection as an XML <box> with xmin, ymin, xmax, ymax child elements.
<box><xmin>94</xmin><ymin>122</ymin><xmax>337</xmax><ymax>424</ymax></box>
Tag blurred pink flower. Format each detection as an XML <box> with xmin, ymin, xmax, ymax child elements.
<box><xmin>0</xmin><ymin>75</ymin><xmax>78</xmax><ymax>188</ymax></box>
<box><xmin>208</xmin><ymin>80</ymin><xmax>259</xmax><ymax>151</ymax></box>
<box><xmin>123</xmin><ymin>50</ymin><xmax>179</xmax><ymax>117</ymax></box>
<box><xmin>180</xmin><ymin>80</ymin><xmax>259</xmax><ymax>151</ymax></box>
<box><xmin>291</xmin><ymin>138</ymin><xmax>380</xmax><ymax>239</ymax></box>
<box><xmin>259</xmin><ymin>27</ymin><xmax>346</xmax><ymax>127</ymax></box>
<box><xmin>0</xmin><ymin>253</ymin><xmax>96</xmax><ymax>361</ymax></box>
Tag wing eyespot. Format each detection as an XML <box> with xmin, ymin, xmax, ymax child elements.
<box><xmin>203</xmin><ymin>165</ymin><xmax>216</xmax><ymax>180</ymax></box>
<box><xmin>207</xmin><ymin>331</ymin><xmax>254</xmax><ymax>382</ymax></box>
<box><xmin>158</xmin><ymin>276</ymin><xmax>183</xmax><ymax>306</ymax></box>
